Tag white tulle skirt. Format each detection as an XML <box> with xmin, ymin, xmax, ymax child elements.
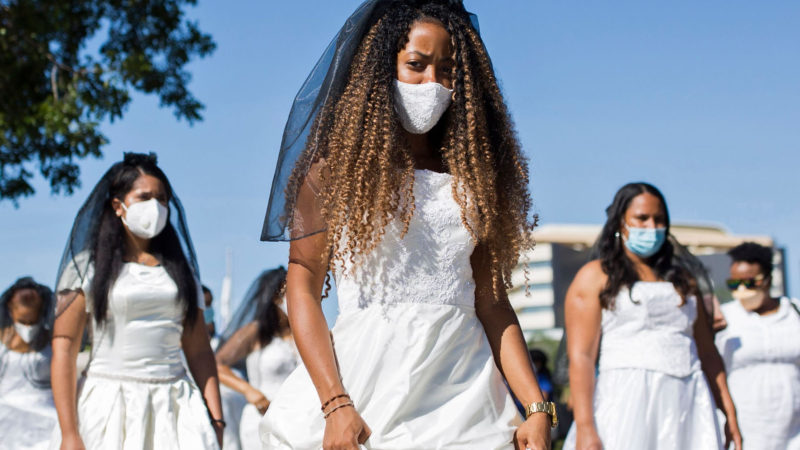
<box><xmin>563</xmin><ymin>368</ymin><xmax>722</xmax><ymax>450</ymax></box>
<box><xmin>260</xmin><ymin>303</ymin><xmax>521</xmax><ymax>449</ymax></box>
<box><xmin>50</xmin><ymin>374</ymin><xmax>219</xmax><ymax>449</ymax></box>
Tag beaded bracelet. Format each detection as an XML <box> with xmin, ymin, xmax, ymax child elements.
<box><xmin>323</xmin><ymin>401</ymin><xmax>354</xmax><ymax>419</ymax></box>
<box><xmin>211</xmin><ymin>418</ymin><xmax>227</xmax><ymax>428</ymax></box>
<box><xmin>321</xmin><ymin>393</ymin><xmax>350</xmax><ymax>411</ymax></box>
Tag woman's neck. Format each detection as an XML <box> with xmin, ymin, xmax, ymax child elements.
<box><xmin>123</xmin><ymin>232</ymin><xmax>157</xmax><ymax>265</ymax></box>
<box><xmin>404</xmin><ymin>131</ymin><xmax>444</xmax><ymax>172</ymax></box>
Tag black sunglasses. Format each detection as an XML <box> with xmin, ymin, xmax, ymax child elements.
<box><xmin>726</xmin><ymin>275</ymin><xmax>765</xmax><ymax>291</ymax></box>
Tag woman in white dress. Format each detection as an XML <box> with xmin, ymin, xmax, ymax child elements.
<box><xmin>0</xmin><ymin>277</ymin><xmax>58</xmax><ymax>450</ymax></box>
<box><xmin>258</xmin><ymin>1</ymin><xmax>553</xmax><ymax>448</ymax></box>
<box><xmin>50</xmin><ymin>153</ymin><xmax>223</xmax><ymax>449</ymax></box>
<box><xmin>215</xmin><ymin>267</ymin><xmax>298</xmax><ymax>450</ymax></box>
<box><xmin>716</xmin><ymin>242</ymin><xmax>800</xmax><ymax>449</ymax></box>
<box><xmin>564</xmin><ymin>182</ymin><xmax>742</xmax><ymax>450</ymax></box>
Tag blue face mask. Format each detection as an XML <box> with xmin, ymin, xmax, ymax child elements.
<box><xmin>203</xmin><ymin>308</ymin><xmax>215</xmax><ymax>325</ymax></box>
<box><xmin>623</xmin><ymin>225</ymin><xmax>666</xmax><ymax>258</ymax></box>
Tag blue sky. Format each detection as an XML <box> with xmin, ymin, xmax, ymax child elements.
<box><xmin>2</xmin><ymin>1</ymin><xmax>798</xmax><ymax>328</ymax></box>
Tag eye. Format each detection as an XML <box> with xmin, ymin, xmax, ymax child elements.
<box><xmin>406</xmin><ymin>60</ymin><xmax>424</xmax><ymax>69</ymax></box>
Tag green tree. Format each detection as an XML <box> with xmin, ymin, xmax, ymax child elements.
<box><xmin>0</xmin><ymin>0</ymin><xmax>215</xmax><ymax>204</ymax></box>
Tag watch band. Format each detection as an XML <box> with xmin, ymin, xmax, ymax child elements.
<box><xmin>524</xmin><ymin>401</ymin><xmax>558</xmax><ymax>428</ymax></box>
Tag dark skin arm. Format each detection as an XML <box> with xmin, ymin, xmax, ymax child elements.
<box><xmin>182</xmin><ymin>311</ymin><xmax>224</xmax><ymax>447</ymax></box>
<box><xmin>563</xmin><ymin>260</ymin><xmax>605</xmax><ymax>450</ymax></box>
<box><xmin>693</xmin><ymin>296</ymin><xmax>742</xmax><ymax>450</ymax></box>
<box><xmin>287</xmin><ymin>231</ymin><xmax>370</xmax><ymax>450</ymax></box>
<box><xmin>51</xmin><ymin>293</ymin><xmax>88</xmax><ymax>450</ymax></box>
<box><xmin>215</xmin><ymin>322</ymin><xmax>271</xmax><ymax>414</ymax></box>
<box><xmin>472</xmin><ymin>244</ymin><xmax>550</xmax><ymax>450</ymax></box>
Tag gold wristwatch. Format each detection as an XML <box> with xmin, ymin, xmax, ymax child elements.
<box><xmin>524</xmin><ymin>401</ymin><xmax>558</xmax><ymax>428</ymax></box>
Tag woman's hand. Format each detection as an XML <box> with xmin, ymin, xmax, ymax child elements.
<box><xmin>514</xmin><ymin>413</ymin><xmax>550</xmax><ymax>450</ymax></box>
<box><xmin>245</xmin><ymin>387</ymin><xmax>270</xmax><ymax>415</ymax></box>
<box><xmin>59</xmin><ymin>432</ymin><xmax>86</xmax><ymax>450</ymax></box>
<box><xmin>575</xmin><ymin>426</ymin><xmax>603</xmax><ymax>450</ymax></box>
<box><xmin>724</xmin><ymin>414</ymin><xmax>743</xmax><ymax>450</ymax></box>
<box><xmin>322</xmin><ymin>405</ymin><xmax>371</xmax><ymax>450</ymax></box>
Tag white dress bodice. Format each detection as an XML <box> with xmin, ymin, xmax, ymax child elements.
<box><xmin>87</xmin><ymin>263</ymin><xmax>191</xmax><ymax>380</ymax></box>
<box><xmin>598</xmin><ymin>282</ymin><xmax>700</xmax><ymax>377</ymax></box>
<box><xmin>335</xmin><ymin>169</ymin><xmax>476</xmax><ymax>314</ymax></box>
<box><xmin>1</xmin><ymin>343</ymin><xmax>57</xmax><ymax>450</ymax></box>
<box><xmin>245</xmin><ymin>337</ymin><xmax>298</xmax><ymax>400</ymax></box>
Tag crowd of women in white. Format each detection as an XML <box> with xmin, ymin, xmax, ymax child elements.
<box><xmin>1</xmin><ymin>1</ymin><xmax>799</xmax><ymax>449</ymax></box>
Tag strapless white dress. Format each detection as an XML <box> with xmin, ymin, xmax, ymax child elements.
<box><xmin>260</xmin><ymin>170</ymin><xmax>520</xmax><ymax>449</ymax></box>
<box><xmin>239</xmin><ymin>337</ymin><xmax>298</xmax><ymax>450</ymax></box>
<box><xmin>0</xmin><ymin>343</ymin><xmax>57</xmax><ymax>450</ymax></box>
<box><xmin>563</xmin><ymin>282</ymin><xmax>722</xmax><ymax>450</ymax></box>
<box><xmin>50</xmin><ymin>263</ymin><xmax>219</xmax><ymax>449</ymax></box>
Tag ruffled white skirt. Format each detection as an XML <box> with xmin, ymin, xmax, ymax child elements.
<box><xmin>260</xmin><ymin>303</ymin><xmax>521</xmax><ymax>449</ymax></box>
<box><xmin>563</xmin><ymin>368</ymin><xmax>722</xmax><ymax>450</ymax></box>
<box><xmin>50</xmin><ymin>374</ymin><xmax>219</xmax><ymax>449</ymax></box>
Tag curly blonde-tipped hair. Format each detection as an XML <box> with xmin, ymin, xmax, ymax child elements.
<box><xmin>285</xmin><ymin>2</ymin><xmax>536</xmax><ymax>299</ymax></box>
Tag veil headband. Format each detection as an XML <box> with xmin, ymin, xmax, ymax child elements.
<box><xmin>260</xmin><ymin>0</ymin><xmax>479</xmax><ymax>242</ymax></box>
<box><xmin>54</xmin><ymin>153</ymin><xmax>200</xmax><ymax>318</ymax></box>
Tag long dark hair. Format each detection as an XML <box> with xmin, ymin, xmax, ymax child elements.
<box><xmin>91</xmin><ymin>153</ymin><xmax>198</xmax><ymax>326</ymax></box>
<box><xmin>281</xmin><ymin>0</ymin><xmax>535</xmax><ymax>300</ymax></box>
<box><xmin>596</xmin><ymin>182</ymin><xmax>693</xmax><ymax>308</ymax></box>
<box><xmin>251</xmin><ymin>267</ymin><xmax>288</xmax><ymax>348</ymax></box>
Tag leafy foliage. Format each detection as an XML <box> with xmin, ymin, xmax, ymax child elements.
<box><xmin>0</xmin><ymin>0</ymin><xmax>215</xmax><ymax>203</ymax></box>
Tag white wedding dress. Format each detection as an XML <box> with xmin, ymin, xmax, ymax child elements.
<box><xmin>260</xmin><ymin>170</ymin><xmax>521</xmax><ymax>449</ymax></box>
<box><xmin>50</xmin><ymin>263</ymin><xmax>219</xmax><ymax>449</ymax></box>
<box><xmin>239</xmin><ymin>337</ymin><xmax>298</xmax><ymax>449</ymax></box>
<box><xmin>0</xmin><ymin>343</ymin><xmax>57</xmax><ymax>450</ymax></box>
<box><xmin>563</xmin><ymin>282</ymin><xmax>723</xmax><ymax>450</ymax></box>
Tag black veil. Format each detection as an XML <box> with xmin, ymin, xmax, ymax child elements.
<box><xmin>260</xmin><ymin>0</ymin><xmax>479</xmax><ymax>242</ymax></box>
<box><xmin>215</xmin><ymin>267</ymin><xmax>288</xmax><ymax>378</ymax></box>
<box><xmin>54</xmin><ymin>153</ymin><xmax>201</xmax><ymax>318</ymax></box>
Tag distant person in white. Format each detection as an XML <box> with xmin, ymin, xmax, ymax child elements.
<box><xmin>716</xmin><ymin>242</ymin><xmax>800</xmax><ymax>449</ymax></box>
<box><xmin>0</xmin><ymin>277</ymin><xmax>57</xmax><ymax>450</ymax></box>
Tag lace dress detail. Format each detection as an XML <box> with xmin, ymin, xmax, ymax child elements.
<box><xmin>261</xmin><ymin>170</ymin><xmax>519</xmax><ymax>449</ymax></box>
<box><xmin>336</xmin><ymin>169</ymin><xmax>476</xmax><ymax>312</ymax></box>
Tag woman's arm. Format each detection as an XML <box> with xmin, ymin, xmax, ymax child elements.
<box><xmin>51</xmin><ymin>293</ymin><xmax>88</xmax><ymax>450</ymax></box>
<box><xmin>471</xmin><ymin>245</ymin><xmax>549</xmax><ymax>450</ymax></box>
<box><xmin>214</xmin><ymin>322</ymin><xmax>270</xmax><ymax>414</ymax></box>
<box><xmin>564</xmin><ymin>260</ymin><xmax>605</xmax><ymax>450</ymax></box>
<box><xmin>182</xmin><ymin>312</ymin><xmax>224</xmax><ymax>446</ymax></box>
<box><xmin>694</xmin><ymin>299</ymin><xmax>742</xmax><ymax>450</ymax></box>
<box><xmin>288</xmin><ymin>232</ymin><xmax>370</xmax><ymax>450</ymax></box>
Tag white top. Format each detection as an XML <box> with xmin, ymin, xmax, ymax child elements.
<box><xmin>598</xmin><ymin>282</ymin><xmax>701</xmax><ymax>377</ymax></box>
<box><xmin>245</xmin><ymin>337</ymin><xmax>298</xmax><ymax>400</ymax></box>
<box><xmin>85</xmin><ymin>263</ymin><xmax>201</xmax><ymax>380</ymax></box>
<box><xmin>715</xmin><ymin>297</ymin><xmax>800</xmax><ymax>449</ymax></box>
<box><xmin>335</xmin><ymin>169</ymin><xmax>476</xmax><ymax>313</ymax></box>
<box><xmin>0</xmin><ymin>343</ymin><xmax>57</xmax><ymax>450</ymax></box>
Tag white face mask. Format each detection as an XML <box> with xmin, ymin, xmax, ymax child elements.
<box><xmin>121</xmin><ymin>198</ymin><xmax>169</xmax><ymax>239</ymax></box>
<box><xmin>14</xmin><ymin>322</ymin><xmax>41</xmax><ymax>344</ymax></box>
<box><xmin>393</xmin><ymin>80</ymin><xmax>453</xmax><ymax>134</ymax></box>
<box><xmin>731</xmin><ymin>286</ymin><xmax>767</xmax><ymax>311</ymax></box>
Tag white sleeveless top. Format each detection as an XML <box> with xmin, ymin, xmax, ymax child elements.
<box><xmin>244</xmin><ymin>337</ymin><xmax>298</xmax><ymax>400</ymax></box>
<box><xmin>334</xmin><ymin>169</ymin><xmax>476</xmax><ymax>314</ymax></box>
<box><xmin>598</xmin><ymin>282</ymin><xmax>701</xmax><ymax>378</ymax></box>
